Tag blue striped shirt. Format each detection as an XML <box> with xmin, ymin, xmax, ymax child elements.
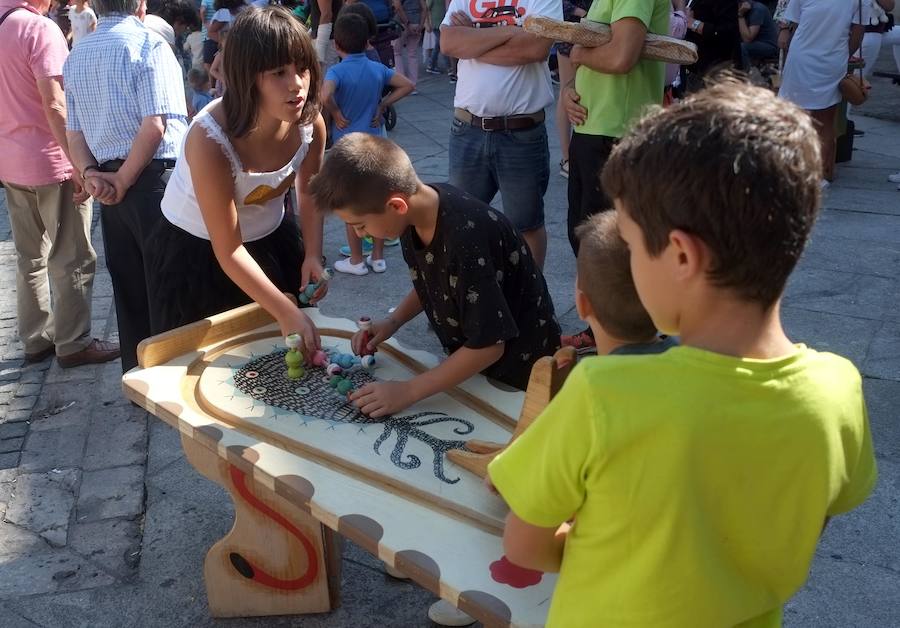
<box><xmin>63</xmin><ymin>15</ymin><xmax>187</xmax><ymax>162</ymax></box>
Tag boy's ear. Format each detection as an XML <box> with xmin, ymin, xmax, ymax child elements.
<box><xmin>668</xmin><ymin>228</ymin><xmax>710</xmax><ymax>282</ymax></box>
<box><xmin>386</xmin><ymin>195</ymin><xmax>409</xmax><ymax>215</ymax></box>
<box><xmin>575</xmin><ymin>286</ymin><xmax>594</xmax><ymax>322</ymax></box>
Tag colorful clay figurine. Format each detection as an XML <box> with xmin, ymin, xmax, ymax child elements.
<box><xmin>310</xmin><ymin>349</ymin><xmax>329</xmax><ymax>367</ymax></box>
<box><xmin>357</xmin><ymin>316</ymin><xmax>376</xmax><ymax>357</ymax></box>
<box><xmin>285</xmin><ymin>334</ymin><xmax>305</xmax><ymax>379</ymax></box>
<box><xmin>298</xmin><ymin>268</ymin><xmax>333</xmax><ymax>305</ymax></box>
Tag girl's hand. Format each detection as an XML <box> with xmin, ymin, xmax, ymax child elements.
<box><xmin>300</xmin><ymin>255</ymin><xmax>328</xmax><ymax>304</ymax></box>
<box><xmin>278</xmin><ymin>307</ymin><xmax>321</xmax><ymax>355</ymax></box>
<box><xmin>350</xmin><ymin>317</ymin><xmax>399</xmax><ymax>355</ymax></box>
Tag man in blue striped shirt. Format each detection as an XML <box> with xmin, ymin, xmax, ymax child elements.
<box><xmin>64</xmin><ymin>0</ymin><xmax>187</xmax><ymax>372</ymax></box>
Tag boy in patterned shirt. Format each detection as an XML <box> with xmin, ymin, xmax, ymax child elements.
<box><xmin>310</xmin><ymin>132</ymin><xmax>561</xmax><ymax>418</ymax></box>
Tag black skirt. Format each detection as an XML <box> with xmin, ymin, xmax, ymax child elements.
<box><xmin>147</xmin><ymin>214</ymin><xmax>304</xmax><ymax>334</ymax></box>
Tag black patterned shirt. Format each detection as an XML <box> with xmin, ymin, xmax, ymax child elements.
<box><xmin>400</xmin><ymin>184</ymin><xmax>561</xmax><ymax>390</ymax></box>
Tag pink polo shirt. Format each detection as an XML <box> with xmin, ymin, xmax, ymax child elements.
<box><xmin>0</xmin><ymin>0</ymin><xmax>73</xmax><ymax>186</ymax></box>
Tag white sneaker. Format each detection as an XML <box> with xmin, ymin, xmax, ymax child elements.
<box><xmin>427</xmin><ymin>599</ymin><xmax>475</xmax><ymax>626</ymax></box>
<box><xmin>887</xmin><ymin>172</ymin><xmax>900</xmax><ymax>183</ymax></box>
<box><xmin>334</xmin><ymin>258</ymin><xmax>368</xmax><ymax>275</ymax></box>
<box><xmin>366</xmin><ymin>255</ymin><xmax>387</xmax><ymax>273</ymax></box>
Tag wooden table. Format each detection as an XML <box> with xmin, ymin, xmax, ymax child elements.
<box><xmin>123</xmin><ymin>303</ymin><xmax>556</xmax><ymax>626</ymax></box>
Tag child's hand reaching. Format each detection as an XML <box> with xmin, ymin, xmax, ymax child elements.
<box><xmin>278</xmin><ymin>308</ymin><xmax>321</xmax><ymax>355</ymax></box>
<box><xmin>350</xmin><ymin>316</ymin><xmax>399</xmax><ymax>355</ymax></box>
<box><xmin>350</xmin><ymin>380</ymin><xmax>417</xmax><ymax>418</ymax></box>
<box><xmin>300</xmin><ymin>256</ymin><xmax>329</xmax><ymax>304</ymax></box>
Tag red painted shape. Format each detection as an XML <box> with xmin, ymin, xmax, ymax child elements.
<box><xmin>229</xmin><ymin>466</ymin><xmax>319</xmax><ymax>590</ymax></box>
<box><xmin>489</xmin><ymin>555</ymin><xmax>543</xmax><ymax>589</ymax></box>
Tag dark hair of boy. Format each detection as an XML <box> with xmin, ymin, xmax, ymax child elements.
<box><xmin>150</xmin><ymin>0</ymin><xmax>201</xmax><ymax>29</ymax></box>
<box><xmin>309</xmin><ymin>133</ymin><xmax>419</xmax><ymax>214</ymax></box>
<box><xmin>223</xmin><ymin>6</ymin><xmax>322</xmax><ymax>137</ymax></box>
<box><xmin>214</xmin><ymin>0</ymin><xmax>244</xmax><ymax>12</ymax></box>
<box><xmin>187</xmin><ymin>67</ymin><xmax>209</xmax><ymax>89</ymax></box>
<box><xmin>339</xmin><ymin>2</ymin><xmax>377</xmax><ymax>39</ymax></box>
<box><xmin>575</xmin><ymin>212</ymin><xmax>657</xmax><ymax>341</ymax></box>
<box><xmin>601</xmin><ymin>79</ymin><xmax>822</xmax><ymax>307</ymax></box>
<box><xmin>333</xmin><ymin>12</ymin><xmax>370</xmax><ymax>55</ymax></box>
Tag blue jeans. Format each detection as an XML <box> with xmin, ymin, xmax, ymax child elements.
<box><xmin>448</xmin><ymin>116</ymin><xmax>549</xmax><ymax>231</ymax></box>
<box><xmin>428</xmin><ymin>29</ymin><xmax>445</xmax><ymax>70</ymax></box>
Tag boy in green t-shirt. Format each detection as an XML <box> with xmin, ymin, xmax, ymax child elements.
<box><xmin>561</xmin><ymin>0</ymin><xmax>671</xmax><ymax>351</ymax></box>
<box><xmin>489</xmin><ymin>82</ymin><xmax>877</xmax><ymax>628</ymax></box>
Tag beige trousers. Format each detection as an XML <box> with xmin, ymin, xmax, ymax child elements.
<box><xmin>2</xmin><ymin>179</ymin><xmax>95</xmax><ymax>357</ymax></box>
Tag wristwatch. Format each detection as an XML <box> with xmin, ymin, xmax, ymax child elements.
<box><xmin>691</xmin><ymin>19</ymin><xmax>702</xmax><ymax>31</ymax></box>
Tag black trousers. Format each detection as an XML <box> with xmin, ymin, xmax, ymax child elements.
<box><xmin>567</xmin><ymin>132</ymin><xmax>617</xmax><ymax>256</ymax></box>
<box><xmin>99</xmin><ymin>160</ymin><xmax>171</xmax><ymax>373</ymax></box>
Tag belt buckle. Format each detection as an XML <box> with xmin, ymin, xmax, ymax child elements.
<box><xmin>480</xmin><ymin>116</ymin><xmax>492</xmax><ymax>131</ymax></box>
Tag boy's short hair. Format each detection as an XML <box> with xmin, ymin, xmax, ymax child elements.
<box><xmin>576</xmin><ymin>212</ymin><xmax>657</xmax><ymax>341</ymax></box>
<box><xmin>339</xmin><ymin>2</ymin><xmax>377</xmax><ymax>39</ymax></box>
<box><xmin>601</xmin><ymin>80</ymin><xmax>822</xmax><ymax>307</ymax></box>
<box><xmin>187</xmin><ymin>67</ymin><xmax>209</xmax><ymax>89</ymax></box>
<box><xmin>310</xmin><ymin>133</ymin><xmax>419</xmax><ymax>214</ymax></box>
<box><xmin>334</xmin><ymin>12</ymin><xmax>370</xmax><ymax>54</ymax></box>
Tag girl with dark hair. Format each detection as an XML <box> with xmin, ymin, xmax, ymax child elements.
<box><xmin>153</xmin><ymin>6</ymin><xmax>327</xmax><ymax>354</ymax></box>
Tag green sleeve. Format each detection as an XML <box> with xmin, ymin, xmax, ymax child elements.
<box><xmin>610</xmin><ymin>0</ymin><xmax>654</xmax><ymax>28</ymax></box>
<box><xmin>488</xmin><ymin>364</ymin><xmax>597</xmax><ymax>528</ymax></box>
<box><xmin>827</xmin><ymin>397</ymin><xmax>878</xmax><ymax>516</ymax></box>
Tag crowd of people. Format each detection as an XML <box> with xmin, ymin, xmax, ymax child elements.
<box><xmin>0</xmin><ymin>0</ymin><xmax>889</xmax><ymax>625</ymax></box>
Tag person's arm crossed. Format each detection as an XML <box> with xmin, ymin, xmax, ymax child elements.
<box><xmin>563</xmin><ymin>3</ymin><xmax>651</xmax><ymax>126</ymax></box>
<box><xmin>439</xmin><ymin>0</ymin><xmax>517</xmax><ymax>60</ymax></box>
<box><xmin>441</xmin><ymin>0</ymin><xmax>560</xmax><ymax>66</ymax></box>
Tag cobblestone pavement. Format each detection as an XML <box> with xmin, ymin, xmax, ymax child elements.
<box><xmin>1</xmin><ymin>50</ymin><xmax>899</xmax><ymax>627</ymax></box>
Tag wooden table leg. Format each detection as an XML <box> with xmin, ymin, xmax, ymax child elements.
<box><xmin>181</xmin><ymin>434</ymin><xmax>340</xmax><ymax>618</ymax></box>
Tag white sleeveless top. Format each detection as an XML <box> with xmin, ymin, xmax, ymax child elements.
<box><xmin>161</xmin><ymin>100</ymin><xmax>314</xmax><ymax>242</ymax></box>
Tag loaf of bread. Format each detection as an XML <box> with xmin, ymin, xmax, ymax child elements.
<box><xmin>523</xmin><ymin>15</ymin><xmax>698</xmax><ymax>65</ymax></box>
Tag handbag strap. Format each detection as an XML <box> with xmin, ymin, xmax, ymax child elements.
<box><xmin>0</xmin><ymin>6</ymin><xmax>25</xmax><ymax>29</ymax></box>
<box><xmin>857</xmin><ymin>0</ymin><xmax>864</xmax><ymax>81</ymax></box>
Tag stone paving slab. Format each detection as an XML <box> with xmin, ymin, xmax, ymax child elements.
<box><xmin>75</xmin><ymin>465</ymin><xmax>145</xmax><ymax>523</ymax></box>
<box><xmin>5</xmin><ymin>469</ymin><xmax>80</xmax><ymax>547</ymax></box>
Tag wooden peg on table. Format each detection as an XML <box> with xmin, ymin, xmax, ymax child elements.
<box><xmin>446</xmin><ymin>346</ymin><xmax>578</xmax><ymax>478</ymax></box>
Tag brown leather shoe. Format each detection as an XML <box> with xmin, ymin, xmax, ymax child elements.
<box><xmin>24</xmin><ymin>346</ymin><xmax>56</xmax><ymax>363</ymax></box>
<box><xmin>57</xmin><ymin>339</ymin><xmax>121</xmax><ymax>369</ymax></box>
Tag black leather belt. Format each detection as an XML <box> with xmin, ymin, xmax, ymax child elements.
<box><xmin>99</xmin><ymin>158</ymin><xmax>176</xmax><ymax>171</ymax></box>
<box><xmin>454</xmin><ymin>108</ymin><xmax>545</xmax><ymax>131</ymax></box>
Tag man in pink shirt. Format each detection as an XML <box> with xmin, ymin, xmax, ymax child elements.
<box><xmin>0</xmin><ymin>0</ymin><xmax>119</xmax><ymax>367</ymax></box>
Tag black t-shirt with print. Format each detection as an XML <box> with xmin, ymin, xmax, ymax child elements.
<box><xmin>400</xmin><ymin>184</ymin><xmax>561</xmax><ymax>390</ymax></box>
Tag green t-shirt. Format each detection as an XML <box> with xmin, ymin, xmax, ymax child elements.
<box><xmin>574</xmin><ymin>0</ymin><xmax>671</xmax><ymax>137</ymax></box>
<box><xmin>489</xmin><ymin>345</ymin><xmax>877</xmax><ymax>628</ymax></box>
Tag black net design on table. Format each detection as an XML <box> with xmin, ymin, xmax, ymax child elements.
<box><xmin>232</xmin><ymin>349</ymin><xmax>474</xmax><ymax>484</ymax></box>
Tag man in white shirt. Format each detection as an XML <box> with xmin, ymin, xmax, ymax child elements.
<box><xmin>440</xmin><ymin>0</ymin><xmax>561</xmax><ymax>268</ymax></box>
